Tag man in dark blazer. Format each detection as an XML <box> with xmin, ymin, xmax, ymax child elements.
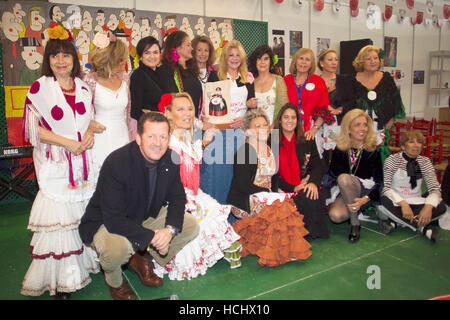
<box><xmin>79</xmin><ymin>112</ymin><xmax>199</xmax><ymax>300</ymax></box>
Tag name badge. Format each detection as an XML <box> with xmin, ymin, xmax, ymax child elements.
<box><xmin>367</xmin><ymin>90</ymin><xmax>377</xmax><ymax>101</ymax></box>
<box><xmin>305</xmin><ymin>83</ymin><xmax>315</xmax><ymax>91</ymax></box>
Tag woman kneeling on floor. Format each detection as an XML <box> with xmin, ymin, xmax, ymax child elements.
<box><xmin>323</xmin><ymin>109</ymin><xmax>383</xmax><ymax>243</ymax></box>
<box><xmin>378</xmin><ymin>130</ymin><xmax>446</xmax><ymax>242</ymax></box>
<box><xmin>227</xmin><ymin>108</ymin><xmax>312</xmax><ymax>267</ymax></box>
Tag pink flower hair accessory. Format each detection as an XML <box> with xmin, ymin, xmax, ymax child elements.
<box><xmin>92</xmin><ymin>32</ymin><xmax>110</xmax><ymax>49</ymax></box>
<box><xmin>170</xmin><ymin>48</ymin><xmax>180</xmax><ymax>62</ymax></box>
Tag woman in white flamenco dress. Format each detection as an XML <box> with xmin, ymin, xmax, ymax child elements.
<box><xmin>21</xmin><ymin>34</ymin><xmax>101</xmax><ymax>297</ymax></box>
<box><xmin>82</xmin><ymin>32</ymin><xmax>136</xmax><ymax>178</ymax></box>
<box><xmin>152</xmin><ymin>93</ymin><xmax>241</xmax><ymax>280</ymax></box>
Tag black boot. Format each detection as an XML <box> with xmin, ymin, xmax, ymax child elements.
<box><xmin>55</xmin><ymin>291</ymin><xmax>71</xmax><ymax>300</ymax></box>
<box><xmin>348</xmin><ymin>225</ymin><xmax>361</xmax><ymax>243</ymax></box>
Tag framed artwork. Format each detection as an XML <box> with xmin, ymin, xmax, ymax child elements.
<box><xmin>289</xmin><ymin>31</ymin><xmax>302</xmax><ymax>57</ymax></box>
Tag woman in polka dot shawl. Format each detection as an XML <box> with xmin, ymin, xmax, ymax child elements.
<box><xmin>21</xmin><ymin>27</ymin><xmax>103</xmax><ymax>299</ymax></box>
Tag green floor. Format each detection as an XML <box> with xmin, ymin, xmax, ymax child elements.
<box><xmin>1</xmin><ymin>200</ymin><xmax>449</xmax><ymax>300</ymax></box>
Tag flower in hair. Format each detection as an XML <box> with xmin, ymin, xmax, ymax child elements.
<box><xmin>158</xmin><ymin>93</ymin><xmax>173</xmax><ymax>113</ymax></box>
<box><xmin>48</xmin><ymin>24</ymin><xmax>69</xmax><ymax>40</ymax></box>
<box><xmin>170</xmin><ymin>48</ymin><xmax>180</xmax><ymax>62</ymax></box>
<box><xmin>92</xmin><ymin>32</ymin><xmax>110</xmax><ymax>49</ymax></box>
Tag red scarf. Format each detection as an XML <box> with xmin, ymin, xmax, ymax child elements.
<box><xmin>278</xmin><ymin>133</ymin><xmax>301</xmax><ymax>188</ymax></box>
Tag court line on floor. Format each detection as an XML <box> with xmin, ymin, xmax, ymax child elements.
<box><xmin>361</xmin><ymin>225</ymin><xmax>386</xmax><ymax>237</ymax></box>
<box><xmin>122</xmin><ymin>271</ymin><xmax>142</xmax><ymax>300</ymax></box>
<box><xmin>246</xmin><ymin>235</ymin><xmax>419</xmax><ymax>300</ymax></box>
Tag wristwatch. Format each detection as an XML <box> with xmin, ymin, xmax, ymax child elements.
<box><xmin>166</xmin><ymin>225</ymin><xmax>179</xmax><ymax>236</ymax></box>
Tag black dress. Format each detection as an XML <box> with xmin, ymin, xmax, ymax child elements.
<box><xmin>158</xmin><ymin>63</ymin><xmax>203</xmax><ymax>116</ymax></box>
<box><xmin>271</xmin><ymin>138</ymin><xmax>329</xmax><ymax>239</ymax></box>
<box><xmin>130</xmin><ymin>61</ymin><xmax>162</xmax><ymax>120</ymax></box>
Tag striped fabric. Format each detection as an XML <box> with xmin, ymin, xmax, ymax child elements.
<box><xmin>382</xmin><ymin>152</ymin><xmax>442</xmax><ymax>207</ymax></box>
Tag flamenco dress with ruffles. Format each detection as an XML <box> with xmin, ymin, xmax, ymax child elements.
<box><xmin>152</xmin><ymin>131</ymin><xmax>241</xmax><ymax>280</ymax></box>
<box><xmin>228</xmin><ymin>142</ymin><xmax>312</xmax><ymax>267</ymax></box>
<box><xmin>21</xmin><ymin>76</ymin><xmax>100</xmax><ymax>296</ymax></box>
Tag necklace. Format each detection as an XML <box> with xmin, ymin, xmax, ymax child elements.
<box><xmin>325</xmin><ymin>77</ymin><xmax>336</xmax><ymax>89</ymax></box>
<box><xmin>199</xmin><ymin>69</ymin><xmax>209</xmax><ymax>84</ymax></box>
<box><xmin>60</xmin><ymin>78</ymin><xmax>75</xmax><ymax>94</ymax></box>
<box><xmin>348</xmin><ymin>146</ymin><xmax>363</xmax><ymax>175</ymax></box>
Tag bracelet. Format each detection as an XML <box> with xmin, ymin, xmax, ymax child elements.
<box><xmin>313</xmin><ymin>124</ymin><xmax>320</xmax><ymax>129</ymax></box>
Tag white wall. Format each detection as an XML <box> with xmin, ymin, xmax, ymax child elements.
<box><xmin>51</xmin><ymin>0</ymin><xmax>450</xmax><ymax>116</ymax></box>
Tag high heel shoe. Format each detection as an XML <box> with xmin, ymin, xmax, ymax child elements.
<box><xmin>348</xmin><ymin>225</ymin><xmax>361</xmax><ymax>243</ymax></box>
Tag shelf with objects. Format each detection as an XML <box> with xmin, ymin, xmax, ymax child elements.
<box><xmin>427</xmin><ymin>50</ymin><xmax>450</xmax><ymax>108</ymax></box>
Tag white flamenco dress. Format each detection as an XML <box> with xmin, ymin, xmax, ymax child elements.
<box><xmin>152</xmin><ymin>131</ymin><xmax>240</xmax><ymax>280</ymax></box>
<box><xmin>92</xmin><ymin>81</ymin><xmax>130</xmax><ymax>177</ymax></box>
<box><xmin>21</xmin><ymin>76</ymin><xmax>100</xmax><ymax>296</ymax></box>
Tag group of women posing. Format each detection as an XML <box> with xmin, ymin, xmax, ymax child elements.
<box><xmin>21</xmin><ymin>24</ymin><xmax>445</xmax><ymax>300</ymax></box>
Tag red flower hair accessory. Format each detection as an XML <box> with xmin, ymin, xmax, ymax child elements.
<box><xmin>158</xmin><ymin>93</ymin><xmax>173</xmax><ymax>113</ymax></box>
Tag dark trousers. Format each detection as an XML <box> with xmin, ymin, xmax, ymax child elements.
<box><xmin>380</xmin><ymin>195</ymin><xmax>446</xmax><ymax>229</ymax></box>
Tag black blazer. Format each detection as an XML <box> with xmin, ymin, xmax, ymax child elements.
<box><xmin>227</xmin><ymin>142</ymin><xmax>277</xmax><ymax>213</ymax></box>
<box><xmin>270</xmin><ymin>138</ymin><xmax>325</xmax><ymax>192</ymax></box>
<box><xmin>130</xmin><ymin>61</ymin><xmax>163</xmax><ymax>120</ymax></box>
<box><xmin>326</xmin><ymin>147</ymin><xmax>383</xmax><ymax>202</ymax></box>
<box><xmin>79</xmin><ymin>142</ymin><xmax>186</xmax><ymax>251</ymax></box>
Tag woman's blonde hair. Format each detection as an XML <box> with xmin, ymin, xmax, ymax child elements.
<box><xmin>289</xmin><ymin>47</ymin><xmax>315</xmax><ymax>76</ymax></box>
<box><xmin>165</xmin><ymin>92</ymin><xmax>196</xmax><ymax>138</ymax></box>
<box><xmin>90</xmin><ymin>40</ymin><xmax>129</xmax><ymax>78</ymax></box>
<box><xmin>218</xmin><ymin>40</ymin><xmax>248</xmax><ymax>84</ymax></box>
<box><xmin>352</xmin><ymin>45</ymin><xmax>380</xmax><ymax>72</ymax></box>
<box><xmin>317</xmin><ymin>48</ymin><xmax>338</xmax><ymax>71</ymax></box>
<box><xmin>336</xmin><ymin>109</ymin><xmax>377</xmax><ymax>152</ymax></box>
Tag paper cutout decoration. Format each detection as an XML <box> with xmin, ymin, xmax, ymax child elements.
<box><xmin>411</xmin><ymin>11</ymin><xmax>423</xmax><ymax>25</ymax></box>
<box><xmin>444</xmin><ymin>4</ymin><xmax>450</xmax><ymax>20</ymax></box>
<box><xmin>406</xmin><ymin>0</ymin><xmax>414</xmax><ymax>10</ymax></box>
<box><xmin>398</xmin><ymin>9</ymin><xmax>407</xmax><ymax>23</ymax></box>
<box><xmin>314</xmin><ymin>0</ymin><xmax>324</xmax><ymax>11</ymax></box>
<box><xmin>332</xmin><ymin>0</ymin><xmax>341</xmax><ymax>13</ymax></box>
<box><xmin>426</xmin><ymin>0</ymin><xmax>434</xmax><ymax>15</ymax></box>
<box><xmin>366</xmin><ymin>4</ymin><xmax>382</xmax><ymax>30</ymax></box>
<box><xmin>384</xmin><ymin>5</ymin><xmax>393</xmax><ymax>21</ymax></box>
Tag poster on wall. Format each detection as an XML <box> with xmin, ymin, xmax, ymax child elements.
<box><xmin>316</xmin><ymin>37</ymin><xmax>330</xmax><ymax>56</ymax></box>
<box><xmin>271</xmin><ymin>29</ymin><xmax>285</xmax><ymax>76</ymax></box>
<box><xmin>289</xmin><ymin>31</ymin><xmax>302</xmax><ymax>58</ymax></box>
<box><xmin>413</xmin><ymin>70</ymin><xmax>425</xmax><ymax>84</ymax></box>
<box><xmin>0</xmin><ymin>1</ymin><xmax>234</xmax><ymax>146</ymax></box>
<box><xmin>384</xmin><ymin>36</ymin><xmax>397</xmax><ymax>67</ymax></box>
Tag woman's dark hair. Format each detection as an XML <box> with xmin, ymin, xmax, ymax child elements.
<box><xmin>162</xmin><ymin>30</ymin><xmax>197</xmax><ymax>76</ymax></box>
<box><xmin>191</xmin><ymin>35</ymin><xmax>216</xmax><ymax>68</ymax></box>
<box><xmin>273</xmin><ymin>102</ymin><xmax>306</xmax><ymax>145</ymax></box>
<box><xmin>136</xmin><ymin>36</ymin><xmax>161</xmax><ymax>58</ymax></box>
<box><xmin>41</xmin><ymin>39</ymin><xmax>81</xmax><ymax>78</ymax></box>
<box><xmin>248</xmin><ymin>45</ymin><xmax>275</xmax><ymax>78</ymax></box>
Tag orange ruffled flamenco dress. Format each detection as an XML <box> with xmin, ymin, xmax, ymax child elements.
<box><xmin>231</xmin><ymin>145</ymin><xmax>311</xmax><ymax>267</ymax></box>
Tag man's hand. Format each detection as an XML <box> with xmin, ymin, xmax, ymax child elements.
<box><xmin>150</xmin><ymin>228</ymin><xmax>173</xmax><ymax>256</ymax></box>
